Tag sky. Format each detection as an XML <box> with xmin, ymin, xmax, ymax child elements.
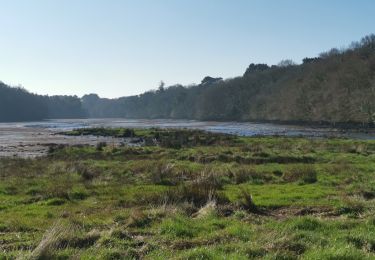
<box><xmin>1</xmin><ymin>0</ymin><xmax>375</xmax><ymax>98</ymax></box>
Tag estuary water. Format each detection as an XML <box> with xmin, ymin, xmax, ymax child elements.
<box><xmin>0</xmin><ymin>118</ymin><xmax>374</xmax><ymax>157</ymax></box>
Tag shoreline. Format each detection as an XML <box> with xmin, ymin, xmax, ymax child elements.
<box><xmin>0</xmin><ymin>117</ymin><xmax>374</xmax><ymax>132</ymax></box>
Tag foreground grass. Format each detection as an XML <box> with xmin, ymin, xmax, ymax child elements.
<box><xmin>0</xmin><ymin>129</ymin><xmax>375</xmax><ymax>259</ymax></box>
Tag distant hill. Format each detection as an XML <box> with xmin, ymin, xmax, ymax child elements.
<box><xmin>1</xmin><ymin>34</ymin><xmax>375</xmax><ymax>126</ymax></box>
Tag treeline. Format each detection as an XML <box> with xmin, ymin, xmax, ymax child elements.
<box><xmin>45</xmin><ymin>96</ymin><xmax>86</xmax><ymax>119</ymax></box>
<box><xmin>0</xmin><ymin>82</ymin><xmax>86</xmax><ymax>122</ymax></box>
<box><xmin>83</xmin><ymin>35</ymin><xmax>375</xmax><ymax>126</ymax></box>
<box><xmin>2</xmin><ymin>35</ymin><xmax>375</xmax><ymax>126</ymax></box>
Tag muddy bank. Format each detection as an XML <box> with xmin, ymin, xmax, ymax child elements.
<box><xmin>0</xmin><ymin>127</ymin><xmax>125</xmax><ymax>158</ymax></box>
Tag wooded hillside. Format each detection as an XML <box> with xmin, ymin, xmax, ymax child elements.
<box><xmin>83</xmin><ymin>35</ymin><xmax>375</xmax><ymax>126</ymax></box>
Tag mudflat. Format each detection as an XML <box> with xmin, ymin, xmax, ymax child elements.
<box><xmin>0</xmin><ymin>126</ymin><xmax>121</xmax><ymax>158</ymax></box>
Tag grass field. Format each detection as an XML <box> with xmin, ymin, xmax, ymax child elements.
<box><xmin>1</xmin><ymin>129</ymin><xmax>375</xmax><ymax>259</ymax></box>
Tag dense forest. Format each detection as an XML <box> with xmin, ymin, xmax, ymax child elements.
<box><xmin>0</xmin><ymin>83</ymin><xmax>86</xmax><ymax>122</ymax></box>
<box><xmin>1</xmin><ymin>35</ymin><xmax>375</xmax><ymax>126</ymax></box>
<box><xmin>83</xmin><ymin>35</ymin><xmax>375</xmax><ymax>127</ymax></box>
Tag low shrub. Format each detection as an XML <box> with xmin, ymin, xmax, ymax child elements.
<box><xmin>57</xmin><ymin>230</ymin><xmax>101</xmax><ymax>249</ymax></box>
<box><xmin>232</xmin><ymin>167</ymin><xmax>272</xmax><ymax>184</ymax></box>
<box><xmin>44</xmin><ymin>178</ymin><xmax>72</xmax><ymax>200</ymax></box>
<box><xmin>126</xmin><ymin>209</ymin><xmax>152</xmax><ymax>228</ymax></box>
<box><xmin>71</xmin><ymin>162</ymin><xmax>99</xmax><ymax>181</ymax></box>
<box><xmin>162</xmin><ymin>171</ymin><xmax>229</xmax><ymax>208</ymax></box>
<box><xmin>232</xmin><ymin>167</ymin><xmax>255</xmax><ymax>184</ymax></box>
<box><xmin>96</xmin><ymin>142</ymin><xmax>107</xmax><ymax>151</ymax></box>
<box><xmin>3</xmin><ymin>185</ymin><xmax>18</xmax><ymax>195</ymax></box>
<box><xmin>346</xmin><ymin>236</ymin><xmax>366</xmax><ymax>249</ymax></box>
<box><xmin>150</xmin><ymin>162</ymin><xmax>178</xmax><ymax>185</ymax></box>
<box><xmin>338</xmin><ymin>199</ymin><xmax>365</xmax><ymax>216</ymax></box>
<box><xmin>273</xmin><ymin>170</ymin><xmax>283</xmax><ymax>177</ymax></box>
<box><xmin>283</xmin><ymin>165</ymin><xmax>317</xmax><ymax>184</ymax></box>
<box><xmin>236</xmin><ymin>188</ymin><xmax>259</xmax><ymax>213</ymax></box>
<box><xmin>110</xmin><ymin>229</ymin><xmax>131</xmax><ymax>240</ymax></box>
<box><xmin>362</xmin><ymin>190</ymin><xmax>375</xmax><ymax>200</ymax></box>
<box><xmin>69</xmin><ymin>190</ymin><xmax>89</xmax><ymax>200</ymax></box>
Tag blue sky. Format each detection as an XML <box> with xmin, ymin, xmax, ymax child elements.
<box><xmin>1</xmin><ymin>0</ymin><xmax>374</xmax><ymax>98</ymax></box>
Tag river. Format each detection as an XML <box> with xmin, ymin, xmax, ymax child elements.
<box><xmin>0</xmin><ymin>118</ymin><xmax>374</xmax><ymax>158</ymax></box>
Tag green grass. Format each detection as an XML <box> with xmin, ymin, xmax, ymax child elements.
<box><xmin>0</xmin><ymin>129</ymin><xmax>374</xmax><ymax>259</ymax></box>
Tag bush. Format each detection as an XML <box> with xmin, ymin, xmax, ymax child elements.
<box><xmin>231</xmin><ymin>167</ymin><xmax>270</xmax><ymax>184</ymax></box>
<box><xmin>96</xmin><ymin>142</ymin><xmax>107</xmax><ymax>151</ymax></box>
<box><xmin>3</xmin><ymin>185</ymin><xmax>18</xmax><ymax>195</ymax></box>
<box><xmin>232</xmin><ymin>168</ymin><xmax>253</xmax><ymax>184</ymax></box>
<box><xmin>338</xmin><ymin>199</ymin><xmax>365</xmax><ymax>217</ymax></box>
<box><xmin>110</xmin><ymin>229</ymin><xmax>131</xmax><ymax>240</ymax></box>
<box><xmin>162</xmin><ymin>171</ymin><xmax>228</xmax><ymax>207</ymax></box>
<box><xmin>237</xmin><ymin>188</ymin><xmax>259</xmax><ymax>213</ymax></box>
<box><xmin>44</xmin><ymin>177</ymin><xmax>72</xmax><ymax>200</ymax></box>
<box><xmin>362</xmin><ymin>190</ymin><xmax>375</xmax><ymax>200</ymax></box>
<box><xmin>71</xmin><ymin>162</ymin><xmax>99</xmax><ymax>181</ymax></box>
<box><xmin>57</xmin><ymin>230</ymin><xmax>101</xmax><ymax>249</ymax></box>
<box><xmin>69</xmin><ymin>190</ymin><xmax>88</xmax><ymax>200</ymax></box>
<box><xmin>273</xmin><ymin>170</ymin><xmax>283</xmax><ymax>177</ymax></box>
<box><xmin>150</xmin><ymin>162</ymin><xmax>178</xmax><ymax>185</ymax></box>
<box><xmin>126</xmin><ymin>209</ymin><xmax>151</xmax><ymax>228</ymax></box>
<box><xmin>283</xmin><ymin>165</ymin><xmax>317</xmax><ymax>184</ymax></box>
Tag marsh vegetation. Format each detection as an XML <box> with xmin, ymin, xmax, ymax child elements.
<box><xmin>1</xmin><ymin>129</ymin><xmax>375</xmax><ymax>259</ymax></box>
